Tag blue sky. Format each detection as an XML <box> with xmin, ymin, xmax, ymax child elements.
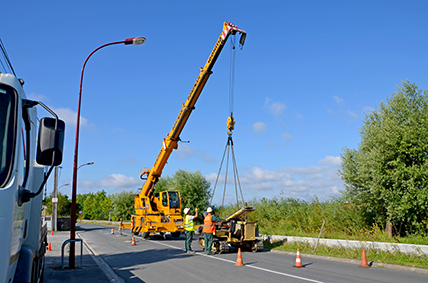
<box><xmin>2</xmin><ymin>1</ymin><xmax>427</xmax><ymax>205</ymax></box>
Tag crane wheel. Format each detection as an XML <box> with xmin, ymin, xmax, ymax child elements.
<box><xmin>142</xmin><ymin>232</ymin><xmax>150</xmax><ymax>239</ymax></box>
<box><xmin>171</xmin><ymin>232</ymin><xmax>181</xmax><ymax>238</ymax></box>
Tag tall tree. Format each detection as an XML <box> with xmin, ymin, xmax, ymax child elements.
<box><xmin>111</xmin><ymin>190</ymin><xmax>135</xmax><ymax>221</ymax></box>
<box><xmin>340</xmin><ymin>81</ymin><xmax>428</xmax><ymax>235</ymax></box>
<box><xmin>44</xmin><ymin>192</ymin><xmax>72</xmax><ymax>216</ymax></box>
<box><xmin>154</xmin><ymin>169</ymin><xmax>211</xmax><ymax>220</ymax></box>
<box><xmin>81</xmin><ymin>190</ymin><xmax>112</xmax><ymax>220</ymax></box>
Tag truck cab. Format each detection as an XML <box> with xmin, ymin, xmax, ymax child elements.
<box><xmin>0</xmin><ymin>72</ymin><xmax>64</xmax><ymax>283</ymax></box>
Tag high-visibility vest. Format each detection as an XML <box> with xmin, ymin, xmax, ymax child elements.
<box><xmin>203</xmin><ymin>214</ymin><xmax>215</xmax><ymax>233</ymax></box>
<box><xmin>185</xmin><ymin>215</ymin><xmax>195</xmax><ymax>231</ymax></box>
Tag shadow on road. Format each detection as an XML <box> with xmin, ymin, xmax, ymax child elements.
<box><xmin>100</xmin><ymin>248</ymin><xmax>190</xmax><ymax>282</ymax></box>
<box><xmin>76</xmin><ymin>225</ymin><xmax>109</xmax><ymax>232</ymax></box>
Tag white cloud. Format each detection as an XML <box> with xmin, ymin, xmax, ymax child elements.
<box><xmin>324</xmin><ymin>103</ymin><xmax>333</xmax><ymax>114</ymax></box>
<box><xmin>52</xmin><ymin>107</ymin><xmax>92</xmax><ymax>128</ymax></box>
<box><xmin>80</xmin><ymin>173</ymin><xmax>140</xmax><ymax>189</ymax></box>
<box><xmin>176</xmin><ymin>144</ymin><xmax>217</xmax><ymax>163</ymax></box>
<box><xmin>266</xmin><ymin>141</ymin><xmax>276</xmax><ymax>147</ymax></box>
<box><xmin>264</xmin><ymin>97</ymin><xmax>286</xmax><ymax>116</ymax></box>
<box><xmin>347</xmin><ymin>110</ymin><xmax>358</xmax><ymax>119</ymax></box>
<box><xmin>332</xmin><ymin>96</ymin><xmax>344</xmax><ymax>104</ymax></box>
<box><xmin>118</xmin><ymin>157</ymin><xmax>138</xmax><ymax>164</ymax></box>
<box><xmin>295</xmin><ymin>111</ymin><xmax>304</xmax><ymax>120</ymax></box>
<box><xmin>362</xmin><ymin>106</ymin><xmax>374</xmax><ymax>114</ymax></box>
<box><xmin>22</xmin><ymin>93</ymin><xmax>93</xmax><ymax>129</ymax></box>
<box><xmin>27</xmin><ymin>92</ymin><xmax>49</xmax><ymax>101</ymax></box>
<box><xmin>319</xmin><ymin>155</ymin><xmax>341</xmax><ymax>167</ymax></box>
<box><xmin>208</xmin><ymin>164</ymin><xmax>344</xmax><ymax>202</ymax></box>
<box><xmin>253</xmin><ymin>122</ymin><xmax>267</xmax><ymax>135</ymax></box>
<box><xmin>331</xmin><ymin>186</ymin><xmax>340</xmax><ymax>194</ymax></box>
<box><xmin>281</xmin><ymin>132</ymin><xmax>293</xmax><ymax>145</ymax></box>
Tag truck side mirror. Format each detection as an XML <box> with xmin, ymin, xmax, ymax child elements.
<box><xmin>36</xmin><ymin>117</ymin><xmax>65</xmax><ymax>166</ymax></box>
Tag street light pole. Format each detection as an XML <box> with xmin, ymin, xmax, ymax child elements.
<box><xmin>69</xmin><ymin>37</ymin><xmax>146</xmax><ymax>269</ymax></box>
<box><xmin>52</xmin><ymin>167</ymin><xmax>58</xmax><ymax>232</ymax></box>
<box><xmin>52</xmin><ymin>182</ymin><xmax>69</xmax><ymax>231</ymax></box>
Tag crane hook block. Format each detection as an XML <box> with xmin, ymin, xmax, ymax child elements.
<box><xmin>227</xmin><ymin>115</ymin><xmax>235</xmax><ymax>136</ymax></box>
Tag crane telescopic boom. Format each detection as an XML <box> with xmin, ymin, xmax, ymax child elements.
<box><xmin>125</xmin><ymin>22</ymin><xmax>246</xmax><ymax>238</ymax></box>
<box><xmin>139</xmin><ymin>22</ymin><xmax>246</xmax><ymax>199</ymax></box>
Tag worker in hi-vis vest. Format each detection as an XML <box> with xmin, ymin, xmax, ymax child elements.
<box><xmin>202</xmin><ymin>207</ymin><xmax>224</xmax><ymax>255</ymax></box>
<box><xmin>184</xmin><ymin>207</ymin><xmax>198</xmax><ymax>254</ymax></box>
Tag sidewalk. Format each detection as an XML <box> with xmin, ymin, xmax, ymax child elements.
<box><xmin>44</xmin><ymin>231</ymin><xmax>111</xmax><ymax>283</ymax></box>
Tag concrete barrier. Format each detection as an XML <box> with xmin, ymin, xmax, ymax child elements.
<box><xmin>261</xmin><ymin>235</ymin><xmax>428</xmax><ymax>256</ymax></box>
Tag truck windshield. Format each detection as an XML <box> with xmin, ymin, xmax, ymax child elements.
<box><xmin>0</xmin><ymin>84</ymin><xmax>17</xmax><ymax>187</ymax></box>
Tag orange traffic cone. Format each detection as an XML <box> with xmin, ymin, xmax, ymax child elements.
<box><xmin>293</xmin><ymin>249</ymin><xmax>304</xmax><ymax>268</ymax></box>
<box><xmin>234</xmin><ymin>248</ymin><xmax>245</xmax><ymax>266</ymax></box>
<box><xmin>47</xmin><ymin>242</ymin><xmax>52</xmax><ymax>251</ymax></box>
<box><xmin>359</xmin><ymin>248</ymin><xmax>370</xmax><ymax>268</ymax></box>
<box><xmin>111</xmin><ymin>228</ymin><xmax>114</xmax><ymax>235</ymax></box>
<box><xmin>131</xmin><ymin>235</ymin><xmax>136</xmax><ymax>246</ymax></box>
<box><xmin>51</xmin><ymin>230</ymin><xmax>54</xmax><ymax>236</ymax></box>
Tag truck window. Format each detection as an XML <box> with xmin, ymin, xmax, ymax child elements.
<box><xmin>0</xmin><ymin>85</ymin><xmax>17</xmax><ymax>188</ymax></box>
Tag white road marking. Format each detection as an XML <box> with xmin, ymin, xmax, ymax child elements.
<box><xmin>150</xmin><ymin>239</ymin><xmax>326</xmax><ymax>283</ymax></box>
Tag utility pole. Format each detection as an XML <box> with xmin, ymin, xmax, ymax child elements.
<box><xmin>52</xmin><ymin>166</ymin><xmax>58</xmax><ymax>231</ymax></box>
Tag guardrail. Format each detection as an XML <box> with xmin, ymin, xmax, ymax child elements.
<box><xmin>78</xmin><ymin>219</ymin><xmax>131</xmax><ymax>225</ymax></box>
<box><xmin>262</xmin><ymin>235</ymin><xmax>428</xmax><ymax>256</ymax></box>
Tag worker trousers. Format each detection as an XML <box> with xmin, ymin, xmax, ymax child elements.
<box><xmin>204</xmin><ymin>232</ymin><xmax>213</xmax><ymax>254</ymax></box>
<box><xmin>184</xmin><ymin>230</ymin><xmax>194</xmax><ymax>251</ymax></box>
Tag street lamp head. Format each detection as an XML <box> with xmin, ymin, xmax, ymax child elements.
<box><xmin>77</xmin><ymin>161</ymin><xmax>95</xmax><ymax>170</ymax></box>
<box><xmin>58</xmin><ymin>183</ymin><xmax>70</xmax><ymax>190</ymax></box>
<box><xmin>124</xmin><ymin>37</ymin><xmax>146</xmax><ymax>46</ymax></box>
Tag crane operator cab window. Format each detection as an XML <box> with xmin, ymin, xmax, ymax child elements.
<box><xmin>162</xmin><ymin>192</ymin><xmax>168</xmax><ymax>206</ymax></box>
<box><xmin>169</xmin><ymin>191</ymin><xmax>180</xmax><ymax>209</ymax></box>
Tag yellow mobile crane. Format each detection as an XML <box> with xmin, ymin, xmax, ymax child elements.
<box><xmin>120</xmin><ymin>22</ymin><xmax>246</xmax><ymax>238</ymax></box>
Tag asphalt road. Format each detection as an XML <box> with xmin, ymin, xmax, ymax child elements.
<box><xmin>76</xmin><ymin>223</ymin><xmax>428</xmax><ymax>283</ymax></box>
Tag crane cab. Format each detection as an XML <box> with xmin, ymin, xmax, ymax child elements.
<box><xmin>128</xmin><ymin>190</ymin><xmax>184</xmax><ymax>238</ymax></box>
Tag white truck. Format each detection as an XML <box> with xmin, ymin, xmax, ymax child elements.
<box><xmin>0</xmin><ymin>71</ymin><xmax>65</xmax><ymax>283</ymax></box>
